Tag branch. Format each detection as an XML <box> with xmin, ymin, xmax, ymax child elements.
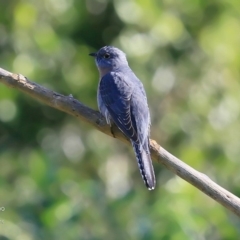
<box><xmin>1</xmin><ymin>67</ymin><xmax>240</xmax><ymax>217</ymax></box>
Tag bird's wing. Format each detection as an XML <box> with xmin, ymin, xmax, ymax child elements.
<box><xmin>100</xmin><ymin>71</ymin><xmax>155</xmax><ymax>190</ymax></box>
<box><xmin>99</xmin><ymin>72</ymin><xmax>139</xmax><ymax>142</ymax></box>
<box><xmin>130</xmin><ymin>86</ymin><xmax>150</xmax><ymax>148</ymax></box>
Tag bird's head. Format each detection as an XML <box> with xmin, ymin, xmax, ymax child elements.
<box><xmin>89</xmin><ymin>46</ymin><xmax>128</xmax><ymax>74</ymax></box>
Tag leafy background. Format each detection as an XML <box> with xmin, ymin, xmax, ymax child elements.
<box><xmin>0</xmin><ymin>0</ymin><xmax>240</xmax><ymax>239</ymax></box>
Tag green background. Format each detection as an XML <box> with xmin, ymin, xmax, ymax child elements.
<box><xmin>0</xmin><ymin>0</ymin><xmax>240</xmax><ymax>239</ymax></box>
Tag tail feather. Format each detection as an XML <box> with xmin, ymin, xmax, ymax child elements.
<box><xmin>132</xmin><ymin>141</ymin><xmax>156</xmax><ymax>190</ymax></box>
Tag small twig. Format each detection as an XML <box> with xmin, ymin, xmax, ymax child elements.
<box><xmin>1</xmin><ymin>67</ymin><xmax>240</xmax><ymax>217</ymax></box>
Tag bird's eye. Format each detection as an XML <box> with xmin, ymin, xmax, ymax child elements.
<box><xmin>104</xmin><ymin>53</ymin><xmax>110</xmax><ymax>59</ymax></box>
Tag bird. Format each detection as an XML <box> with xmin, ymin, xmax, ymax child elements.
<box><xmin>89</xmin><ymin>46</ymin><xmax>156</xmax><ymax>190</ymax></box>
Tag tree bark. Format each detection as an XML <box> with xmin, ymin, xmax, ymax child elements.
<box><xmin>1</xmin><ymin>67</ymin><xmax>240</xmax><ymax>217</ymax></box>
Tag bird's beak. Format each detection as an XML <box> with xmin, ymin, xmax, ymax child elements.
<box><xmin>89</xmin><ymin>52</ymin><xmax>97</xmax><ymax>57</ymax></box>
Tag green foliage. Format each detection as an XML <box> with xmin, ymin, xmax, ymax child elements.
<box><xmin>0</xmin><ymin>0</ymin><xmax>240</xmax><ymax>239</ymax></box>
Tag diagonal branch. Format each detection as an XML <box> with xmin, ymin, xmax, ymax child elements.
<box><xmin>0</xmin><ymin>67</ymin><xmax>240</xmax><ymax>217</ymax></box>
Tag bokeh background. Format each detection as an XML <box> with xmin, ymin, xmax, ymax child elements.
<box><xmin>0</xmin><ymin>0</ymin><xmax>240</xmax><ymax>239</ymax></box>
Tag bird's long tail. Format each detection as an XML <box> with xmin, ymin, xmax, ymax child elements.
<box><xmin>131</xmin><ymin>141</ymin><xmax>156</xmax><ymax>190</ymax></box>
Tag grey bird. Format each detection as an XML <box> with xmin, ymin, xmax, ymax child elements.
<box><xmin>90</xmin><ymin>46</ymin><xmax>156</xmax><ymax>190</ymax></box>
